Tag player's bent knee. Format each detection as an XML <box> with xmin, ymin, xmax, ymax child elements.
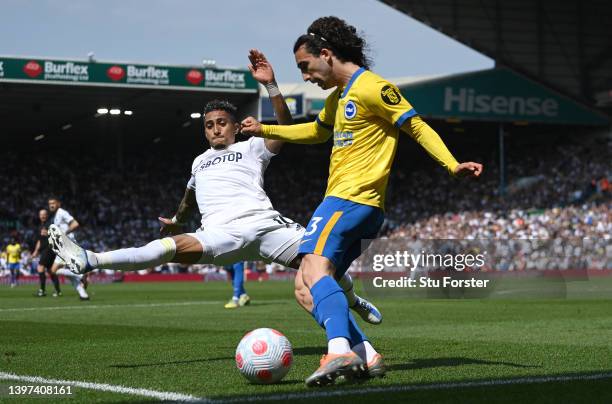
<box><xmin>288</xmin><ymin>256</ymin><xmax>301</xmax><ymax>270</ymax></box>
<box><xmin>295</xmin><ymin>288</ymin><xmax>313</xmax><ymax>312</ymax></box>
<box><xmin>300</xmin><ymin>254</ymin><xmax>336</xmax><ymax>288</ymax></box>
<box><xmin>294</xmin><ymin>269</ymin><xmax>314</xmax><ymax>312</ymax></box>
<box><xmin>171</xmin><ymin>234</ymin><xmax>204</xmax><ymax>264</ymax></box>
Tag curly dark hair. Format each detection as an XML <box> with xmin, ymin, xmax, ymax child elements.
<box><xmin>293</xmin><ymin>16</ymin><xmax>372</xmax><ymax>70</ymax></box>
<box><xmin>203</xmin><ymin>99</ymin><xmax>238</xmax><ymax>122</ymax></box>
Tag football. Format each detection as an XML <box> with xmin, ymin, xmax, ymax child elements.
<box><xmin>235</xmin><ymin>328</ymin><xmax>293</xmax><ymax>384</ymax></box>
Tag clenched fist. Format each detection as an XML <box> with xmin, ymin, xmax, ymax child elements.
<box><xmin>240</xmin><ymin>117</ymin><xmax>263</xmax><ymax>136</ymax></box>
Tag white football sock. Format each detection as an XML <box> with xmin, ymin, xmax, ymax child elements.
<box><xmin>55</xmin><ymin>268</ymin><xmax>82</xmax><ymax>280</ymax></box>
<box><xmin>75</xmin><ymin>283</ymin><xmax>89</xmax><ymax>299</ymax></box>
<box><xmin>352</xmin><ymin>341</ymin><xmax>378</xmax><ymax>363</ymax></box>
<box><xmin>89</xmin><ymin>238</ymin><xmax>176</xmax><ymax>272</ymax></box>
<box><xmin>328</xmin><ymin>337</ymin><xmax>352</xmax><ymax>355</ymax></box>
<box><xmin>337</xmin><ymin>273</ymin><xmax>358</xmax><ymax>307</ymax></box>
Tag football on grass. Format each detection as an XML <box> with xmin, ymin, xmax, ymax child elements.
<box><xmin>235</xmin><ymin>328</ymin><xmax>293</xmax><ymax>384</ymax></box>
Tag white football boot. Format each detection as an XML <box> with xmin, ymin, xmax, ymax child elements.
<box><xmin>48</xmin><ymin>225</ymin><xmax>92</xmax><ymax>275</ymax></box>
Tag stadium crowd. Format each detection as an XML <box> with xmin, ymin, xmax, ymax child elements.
<box><xmin>1</xmin><ymin>133</ymin><xmax>610</xmax><ymax>276</ymax></box>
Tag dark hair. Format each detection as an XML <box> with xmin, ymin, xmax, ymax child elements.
<box><xmin>293</xmin><ymin>16</ymin><xmax>371</xmax><ymax>69</ymax></box>
<box><xmin>48</xmin><ymin>195</ymin><xmax>60</xmax><ymax>202</ymax></box>
<box><xmin>204</xmin><ymin>99</ymin><xmax>238</xmax><ymax>122</ymax></box>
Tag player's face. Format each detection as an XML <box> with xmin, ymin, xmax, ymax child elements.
<box><xmin>295</xmin><ymin>45</ymin><xmax>334</xmax><ymax>89</ymax></box>
<box><xmin>204</xmin><ymin>110</ymin><xmax>239</xmax><ymax>150</ymax></box>
<box><xmin>48</xmin><ymin>199</ymin><xmax>60</xmax><ymax>213</ymax></box>
<box><xmin>39</xmin><ymin>209</ymin><xmax>48</xmax><ymax>222</ymax></box>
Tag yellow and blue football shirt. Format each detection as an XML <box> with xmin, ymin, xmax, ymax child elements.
<box><xmin>6</xmin><ymin>243</ymin><xmax>21</xmax><ymax>264</ymax></box>
<box><xmin>262</xmin><ymin>67</ymin><xmax>459</xmax><ymax>210</ymax></box>
<box><xmin>317</xmin><ymin>67</ymin><xmax>420</xmax><ymax>208</ymax></box>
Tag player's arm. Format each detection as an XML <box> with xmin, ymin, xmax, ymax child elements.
<box><xmin>174</xmin><ymin>186</ymin><xmax>197</xmax><ymax>224</ymax></box>
<box><xmin>241</xmin><ymin>119</ymin><xmax>331</xmax><ymax>144</ymax></box>
<box><xmin>158</xmin><ymin>182</ymin><xmax>197</xmax><ymax>236</ymax></box>
<box><xmin>241</xmin><ymin>91</ymin><xmax>336</xmax><ymax>144</ymax></box>
<box><xmin>32</xmin><ymin>240</ymin><xmax>41</xmax><ymax>258</ymax></box>
<box><xmin>362</xmin><ymin>80</ymin><xmax>482</xmax><ymax>177</ymax></box>
<box><xmin>401</xmin><ymin>117</ymin><xmax>459</xmax><ymax>175</ymax></box>
<box><xmin>401</xmin><ymin>117</ymin><xmax>482</xmax><ymax>177</ymax></box>
<box><xmin>67</xmin><ymin>219</ymin><xmax>79</xmax><ymax>233</ymax></box>
<box><xmin>247</xmin><ymin>49</ymin><xmax>293</xmax><ymax>154</ymax></box>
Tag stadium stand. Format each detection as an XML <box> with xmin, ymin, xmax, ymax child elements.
<box><xmin>1</xmin><ymin>129</ymin><xmax>609</xmax><ymax>274</ymax></box>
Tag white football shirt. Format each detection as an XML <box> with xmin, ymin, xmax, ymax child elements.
<box><xmin>52</xmin><ymin>207</ymin><xmax>77</xmax><ymax>240</ymax></box>
<box><xmin>188</xmin><ymin>137</ymin><xmax>276</xmax><ymax>226</ymax></box>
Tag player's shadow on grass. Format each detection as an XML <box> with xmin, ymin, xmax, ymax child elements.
<box><xmin>110</xmin><ymin>357</ymin><xmax>232</xmax><ymax>368</ymax></box>
<box><xmin>110</xmin><ymin>347</ymin><xmax>324</xmax><ymax>369</ymax></box>
<box><xmin>388</xmin><ymin>357</ymin><xmax>538</xmax><ymax>372</ymax></box>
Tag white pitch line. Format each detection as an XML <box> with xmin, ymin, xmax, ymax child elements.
<box><xmin>0</xmin><ymin>371</ymin><xmax>205</xmax><ymax>402</ymax></box>
<box><xmin>0</xmin><ymin>299</ymin><xmax>289</xmax><ymax>313</ymax></box>
<box><xmin>0</xmin><ymin>300</ymin><xmax>225</xmax><ymax>313</ymax></box>
<box><xmin>216</xmin><ymin>372</ymin><xmax>612</xmax><ymax>403</ymax></box>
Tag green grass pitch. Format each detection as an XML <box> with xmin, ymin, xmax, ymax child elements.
<box><xmin>1</xmin><ymin>280</ymin><xmax>611</xmax><ymax>403</ymax></box>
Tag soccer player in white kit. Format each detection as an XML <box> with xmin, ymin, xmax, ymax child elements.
<box><xmin>48</xmin><ymin>196</ymin><xmax>89</xmax><ymax>300</ymax></box>
<box><xmin>49</xmin><ymin>49</ymin><xmax>381</xmax><ymax>324</ymax></box>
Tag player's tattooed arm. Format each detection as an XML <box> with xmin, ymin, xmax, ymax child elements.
<box><xmin>158</xmin><ymin>187</ymin><xmax>197</xmax><ymax>236</ymax></box>
<box><xmin>67</xmin><ymin>219</ymin><xmax>80</xmax><ymax>233</ymax></box>
<box><xmin>175</xmin><ymin>187</ymin><xmax>197</xmax><ymax>223</ymax></box>
<box><xmin>247</xmin><ymin>48</ymin><xmax>291</xmax><ymax>154</ymax></box>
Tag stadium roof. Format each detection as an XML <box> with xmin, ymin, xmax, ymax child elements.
<box><xmin>379</xmin><ymin>0</ymin><xmax>612</xmax><ymax>110</ymax></box>
<box><xmin>0</xmin><ymin>56</ymin><xmax>259</xmax><ymax>145</ymax></box>
<box><xmin>266</xmin><ymin>68</ymin><xmax>608</xmax><ymax>126</ymax></box>
<box><xmin>273</xmin><ymin>74</ymin><xmax>445</xmax><ymax>100</ymax></box>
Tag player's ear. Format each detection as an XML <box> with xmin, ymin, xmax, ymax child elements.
<box><xmin>320</xmin><ymin>48</ymin><xmax>333</xmax><ymax>62</ymax></box>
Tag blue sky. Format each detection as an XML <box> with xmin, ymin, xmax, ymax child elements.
<box><xmin>1</xmin><ymin>0</ymin><xmax>492</xmax><ymax>83</ymax></box>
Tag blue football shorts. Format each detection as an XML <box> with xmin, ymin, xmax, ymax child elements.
<box><xmin>298</xmin><ymin>196</ymin><xmax>384</xmax><ymax>278</ymax></box>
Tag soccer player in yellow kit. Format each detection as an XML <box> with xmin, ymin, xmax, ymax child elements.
<box><xmin>241</xmin><ymin>16</ymin><xmax>483</xmax><ymax>386</ymax></box>
<box><xmin>6</xmin><ymin>238</ymin><xmax>22</xmax><ymax>288</ymax></box>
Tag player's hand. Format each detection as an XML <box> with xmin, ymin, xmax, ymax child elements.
<box><xmin>453</xmin><ymin>162</ymin><xmax>483</xmax><ymax>178</ymax></box>
<box><xmin>240</xmin><ymin>117</ymin><xmax>263</xmax><ymax>136</ymax></box>
<box><xmin>247</xmin><ymin>49</ymin><xmax>275</xmax><ymax>85</ymax></box>
<box><xmin>158</xmin><ymin>217</ymin><xmax>183</xmax><ymax>237</ymax></box>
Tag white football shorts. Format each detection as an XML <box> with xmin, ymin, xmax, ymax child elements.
<box><xmin>187</xmin><ymin>210</ymin><xmax>304</xmax><ymax>267</ymax></box>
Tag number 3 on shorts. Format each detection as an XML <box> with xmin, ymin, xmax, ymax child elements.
<box><xmin>304</xmin><ymin>216</ymin><xmax>323</xmax><ymax>236</ymax></box>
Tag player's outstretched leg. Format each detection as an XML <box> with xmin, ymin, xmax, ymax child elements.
<box><xmin>49</xmin><ymin>224</ymin><xmax>204</xmax><ymax>274</ymax></box>
<box><xmin>338</xmin><ymin>273</ymin><xmax>382</xmax><ymax>325</ymax></box>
